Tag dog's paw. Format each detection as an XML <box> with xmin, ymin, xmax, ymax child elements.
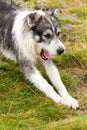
<box><xmin>59</xmin><ymin>96</ymin><xmax>79</xmax><ymax>110</ymax></box>
<box><xmin>62</xmin><ymin>96</ymin><xmax>79</xmax><ymax>110</ymax></box>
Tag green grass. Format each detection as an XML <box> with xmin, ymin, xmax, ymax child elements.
<box><xmin>43</xmin><ymin>116</ymin><xmax>87</xmax><ymax>130</ymax></box>
<box><xmin>0</xmin><ymin>0</ymin><xmax>87</xmax><ymax>129</ymax></box>
<box><xmin>54</xmin><ymin>49</ymin><xmax>87</xmax><ymax>67</ymax></box>
<box><xmin>0</xmin><ymin>49</ymin><xmax>87</xmax><ymax>130</ymax></box>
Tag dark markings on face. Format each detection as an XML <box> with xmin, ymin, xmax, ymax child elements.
<box><xmin>32</xmin><ymin>15</ymin><xmax>61</xmax><ymax>43</ymax></box>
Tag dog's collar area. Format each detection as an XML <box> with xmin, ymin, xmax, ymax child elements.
<box><xmin>40</xmin><ymin>49</ymin><xmax>52</xmax><ymax>60</ymax></box>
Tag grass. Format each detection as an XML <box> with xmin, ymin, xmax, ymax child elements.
<box><xmin>0</xmin><ymin>49</ymin><xmax>87</xmax><ymax>130</ymax></box>
<box><xmin>0</xmin><ymin>0</ymin><xmax>87</xmax><ymax>130</ymax></box>
<box><xmin>43</xmin><ymin>116</ymin><xmax>87</xmax><ymax>130</ymax></box>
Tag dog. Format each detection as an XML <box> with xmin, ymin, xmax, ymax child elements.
<box><xmin>0</xmin><ymin>0</ymin><xmax>79</xmax><ymax>109</ymax></box>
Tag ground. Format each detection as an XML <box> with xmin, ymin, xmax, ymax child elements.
<box><xmin>0</xmin><ymin>0</ymin><xmax>87</xmax><ymax>130</ymax></box>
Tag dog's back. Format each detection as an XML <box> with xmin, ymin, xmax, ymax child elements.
<box><xmin>0</xmin><ymin>0</ymin><xmax>18</xmax><ymax>19</ymax></box>
<box><xmin>0</xmin><ymin>0</ymin><xmax>17</xmax><ymax>9</ymax></box>
<box><xmin>0</xmin><ymin>0</ymin><xmax>19</xmax><ymax>60</ymax></box>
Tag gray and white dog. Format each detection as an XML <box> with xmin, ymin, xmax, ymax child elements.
<box><xmin>0</xmin><ymin>0</ymin><xmax>79</xmax><ymax>109</ymax></box>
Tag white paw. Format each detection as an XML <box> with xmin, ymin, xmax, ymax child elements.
<box><xmin>59</xmin><ymin>95</ymin><xmax>79</xmax><ymax>110</ymax></box>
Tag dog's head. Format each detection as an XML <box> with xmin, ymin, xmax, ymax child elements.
<box><xmin>27</xmin><ymin>9</ymin><xmax>65</xmax><ymax>60</ymax></box>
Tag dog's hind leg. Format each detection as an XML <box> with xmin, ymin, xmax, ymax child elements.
<box><xmin>43</xmin><ymin>60</ymin><xmax>79</xmax><ymax>110</ymax></box>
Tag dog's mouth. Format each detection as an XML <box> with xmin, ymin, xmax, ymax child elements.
<box><xmin>40</xmin><ymin>49</ymin><xmax>52</xmax><ymax>60</ymax></box>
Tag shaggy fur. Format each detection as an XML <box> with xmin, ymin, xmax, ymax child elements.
<box><xmin>0</xmin><ymin>0</ymin><xmax>79</xmax><ymax>109</ymax></box>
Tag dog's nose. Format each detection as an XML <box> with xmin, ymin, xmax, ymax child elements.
<box><xmin>57</xmin><ymin>47</ymin><xmax>64</xmax><ymax>55</ymax></box>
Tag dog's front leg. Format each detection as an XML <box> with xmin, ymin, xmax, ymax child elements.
<box><xmin>43</xmin><ymin>60</ymin><xmax>79</xmax><ymax>109</ymax></box>
<box><xmin>19</xmin><ymin>59</ymin><xmax>65</xmax><ymax>104</ymax></box>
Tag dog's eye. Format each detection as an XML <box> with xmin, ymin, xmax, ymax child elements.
<box><xmin>44</xmin><ymin>34</ymin><xmax>52</xmax><ymax>39</ymax></box>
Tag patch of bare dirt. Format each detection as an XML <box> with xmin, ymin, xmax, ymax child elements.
<box><xmin>72</xmin><ymin>68</ymin><xmax>87</xmax><ymax>94</ymax></box>
<box><xmin>71</xmin><ymin>68</ymin><xmax>87</xmax><ymax>112</ymax></box>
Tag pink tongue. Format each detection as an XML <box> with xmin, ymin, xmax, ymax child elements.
<box><xmin>44</xmin><ymin>51</ymin><xmax>51</xmax><ymax>59</ymax></box>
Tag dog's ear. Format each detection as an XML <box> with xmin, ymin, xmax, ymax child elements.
<box><xmin>46</xmin><ymin>8</ymin><xmax>61</xmax><ymax>17</ymax></box>
<box><xmin>27</xmin><ymin>13</ymin><xmax>41</xmax><ymax>29</ymax></box>
<box><xmin>51</xmin><ymin>8</ymin><xmax>62</xmax><ymax>16</ymax></box>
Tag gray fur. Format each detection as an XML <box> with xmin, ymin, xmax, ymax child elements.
<box><xmin>0</xmin><ymin>1</ymin><xmax>18</xmax><ymax>54</ymax></box>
